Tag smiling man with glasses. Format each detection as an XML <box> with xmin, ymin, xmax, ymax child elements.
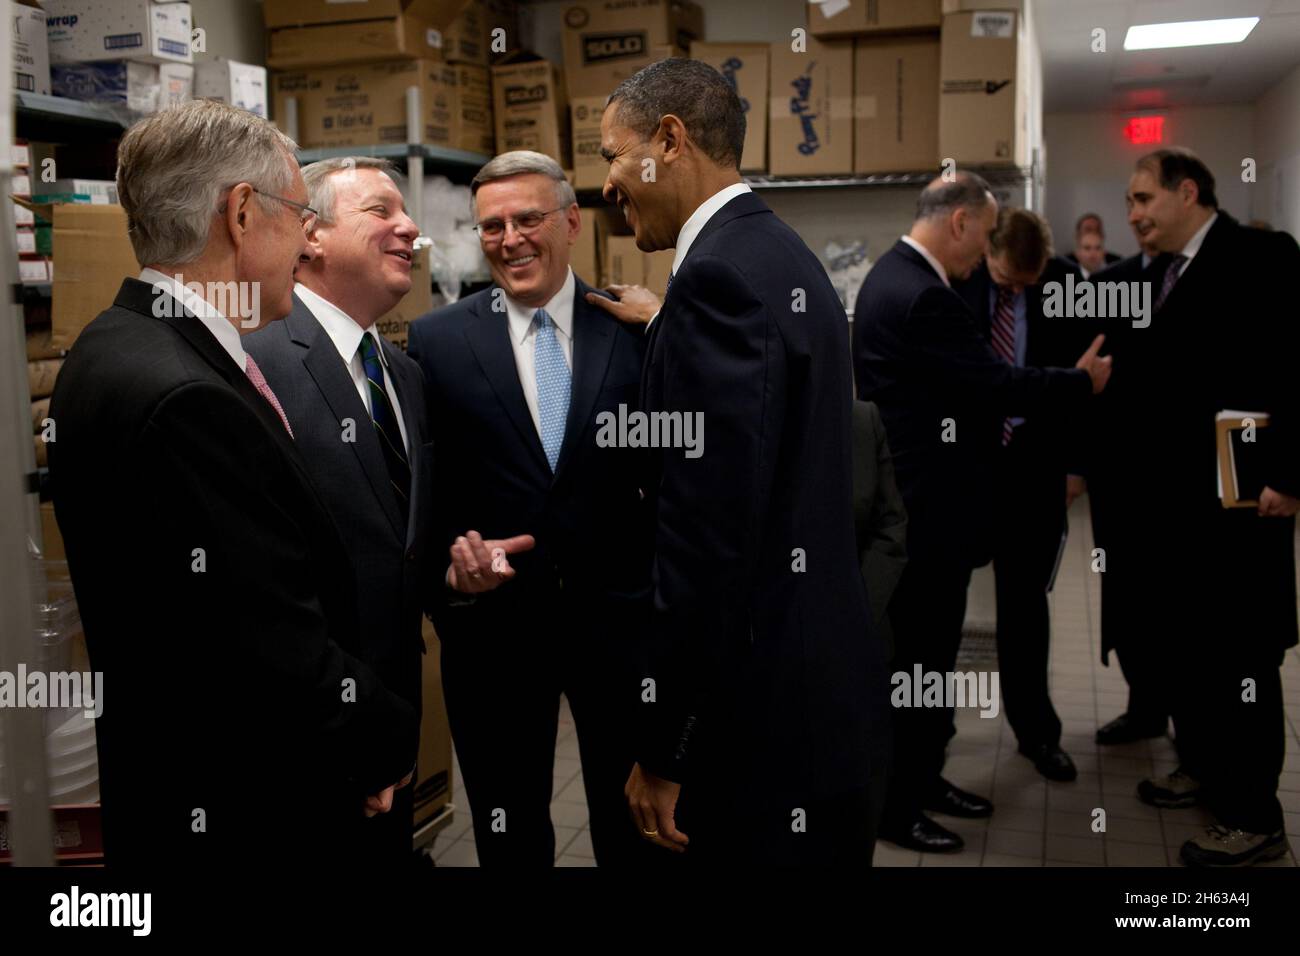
<box><xmin>406</xmin><ymin>150</ymin><xmax>656</xmax><ymax>867</ymax></box>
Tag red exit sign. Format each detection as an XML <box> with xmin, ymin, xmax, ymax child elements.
<box><xmin>1125</xmin><ymin>115</ymin><xmax>1166</xmax><ymax>144</ymax></box>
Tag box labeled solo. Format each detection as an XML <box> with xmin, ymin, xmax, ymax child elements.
<box><xmin>560</xmin><ymin>0</ymin><xmax>703</xmax><ymax>97</ymax></box>
<box><xmin>491</xmin><ymin>59</ymin><xmax>570</xmax><ymax>165</ymax></box>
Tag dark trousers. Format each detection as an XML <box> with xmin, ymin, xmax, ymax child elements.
<box><xmin>992</xmin><ymin>430</ymin><xmax>1066</xmax><ymax>749</ymax></box>
<box><xmin>437</xmin><ymin>588</ymin><xmax>652</xmax><ymax>867</ymax></box>
<box><xmin>1113</xmin><ymin>640</ymin><xmax>1170</xmax><ymax>726</ymax></box>
<box><xmin>674</xmin><ymin>755</ymin><xmax>889</xmax><ymax>866</ymax></box>
<box><xmin>882</xmin><ymin>558</ymin><xmax>972</xmax><ymax>826</ymax></box>
<box><xmin>1171</xmin><ymin>643</ymin><xmax>1286</xmax><ymax>834</ymax></box>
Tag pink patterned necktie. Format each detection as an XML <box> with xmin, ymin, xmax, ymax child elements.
<box><xmin>244</xmin><ymin>353</ymin><xmax>294</xmax><ymax>438</ymax></box>
<box><xmin>991</xmin><ymin>284</ymin><xmax>1017</xmax><ymax>446</ymax></box>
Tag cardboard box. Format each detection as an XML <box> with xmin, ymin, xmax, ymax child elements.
<box><xmin>768</xmin><ymin>38</ymin><xmax>854</xmax><ymax>176</ymax></box>
<box><xmin>598</xmin><ymin>232</ymin><xmax>673</xmax><ymax>298</ymax></box>
<box><xmin>28</xmin><ymin>359</ymin><xmax>63</xmax><ymax>399</ymax></box>
<box><xmin>560</xmin><ymin>0</ymin><xmax>703</xmax><ymax>97</ymax></box>
<box><xmin>27</xmin><ymin>325</ymin><xmax>62</xmax><ymax>361</ymax></box>
<box><xmin>693</xmin><ymin>43</ymin><xmax>768</xmax><ymax>173</ymax></box>
<box><xmin>45</xmin><ymin>1</ymin><xmax>194</xmax><ymax>65</ymax></box>
<box><xmin>491</xmin><ymin>59</ymin><xmax>570</xmax><ymax>165</ymax></box>
<box><xmin>273</xmin><ymin>59</ymin><xmax>493</xmax><ymax>153</ymax></box>
<box><xmin>942</xmin><ymin>0</ymin><xmax>1020</xmax><ymax>12</ymax></box>
<box><xmin>429</xmin><ymin>0</ymin><xmax>487</xmax><ymax>65</ymax></box>
<box><xmin>19</xmin><ymin>258</ymin><xmax>51</xmax><ymax>283</ymax></box>
<box><xmin>808</xmin><ymin>0</ymin><xmax>941</xmax><ymax>38</ymax></box>
<box><xmin>939</xmin><ymin>10</ymin><xmax>1025</xmax><ymax>165</ymax></box>
<box><xmin>195</xmin><ymin>59</ymin><xmax>268</xmax><ymax>118</ymax></box>
<box><xmin>263</xmin><ymin>0</ymin><xmax>444</xmax><ymax>28</ymax></box>
<box><xmin>375</xmin><ymin>245</ymin><xmax>433</xmax><ymax>350</ymax></box>
<box><xmin>267</xmin><ymin>11</ymin><xmax>441</xmax><ymax>70</ymax></box>
<box><xmin>12</xmin><ymin>1</ymin><xmax>52</xmax><ymax>95</ymax></box>
<box><xmin>413</xmin><ymin>618</ymin><xmax>453</xmax><ymax>832</ymax></box>
<box><xmin>40</xmin><ymin>502</ymin><xmax>66</xmax><ymax>562</ymax></box>
<box><xmin>48</xmin><ymin>204</ymin><xmax>139</xmax><ymax>350</ymax></box>
<box><xmin>571</xmin><ymin>208</ymin><xmax>598</xmax><ymax>286</ymax></box>
<box><xmin>569</xmin><ymin>95</ymin><xmax>607</xmax><ymax>190</ymax></box>
<box><xmin>853</xmin><ymin>36</ymin><xmax>939</xmax><ymax>173</ymax></box>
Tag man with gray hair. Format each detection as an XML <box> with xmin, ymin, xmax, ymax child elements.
<box><xmin>407</xmin><ymin>150</ymin><xmax>654</xmax><ymax>866</ymax></box>
<box><xmin>48</xmin><ymin>101</ymin><xmax>418</xmax><ymax>871</ymax></box>
<box><xmin>244</xmin><ymin>156</ymin><xmax>436</xmax><ymax>866</ymax></box>
<box><xmin>853</xmin><ymin>172</ymin><xmax>1111</xmax><ymax>854</ymax></box>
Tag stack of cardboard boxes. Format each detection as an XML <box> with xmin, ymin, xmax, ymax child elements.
<box><xmin>788</xmin><ymin>0</ymin><xmax>1032</xmax><ymax>175</ymax></box>
<box><xmin>267</xmin><ymin>0</ymin><xmax>516</xmax><ymax>154</ymax></box>
<box><xmin>44</xmin><ymin>0</ymin><xmax>198</xmax><ymax>115</ymax></box>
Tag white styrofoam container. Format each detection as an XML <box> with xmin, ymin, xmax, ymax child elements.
<box><xmin>12</xmin><ymin>1</ymin><xmax>52</xmax><ymax>95</ymax></box>
<box><xmin>194</xmin><ymin>57</ymin><xmax>267</xmax><ymax>118</ymax></box>
<box><xmin>45</xmin><ymin>0</ymin><xmax>194</xmax><ymax>65</ymax></box>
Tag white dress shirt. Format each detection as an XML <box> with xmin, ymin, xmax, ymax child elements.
<box><xmin>504</xmin><ymin>267</ymin><xmax>576</xmax><ymax>437</ymax></box>
<box><xmin>1175</xmin><ymin>211</ymin><xmax>1218</xmax><ymax>280</ymax></box>
<box><xmin>140</xmin><ymin>267</ymin><xmax>246</xmax><ymax>370</ymax></box>
<box><xmin>295</xmin><ymin>282</ymin><xmax>410</xmax><ymax>453</ymax></box>
<box><xmin>900</xmin><ymin>235</ymin><xmax>951</xmax><ymax>288</ymax></box>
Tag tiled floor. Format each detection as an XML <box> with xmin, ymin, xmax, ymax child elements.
<box><xmin>431</xmin><ymin>495</ymin><xmax>1300</xmax><ymax>867</ymax></box>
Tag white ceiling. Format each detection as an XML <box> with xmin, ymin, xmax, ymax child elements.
<box><xmin>1035</xmin><ymin>0</ymin><xmax>1300</xmax><ymax>112</ymax></box>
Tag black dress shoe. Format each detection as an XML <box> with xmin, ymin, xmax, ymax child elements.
<box><xmin>880</xmin><ymin>815</ymin><xmax>965</xmax><ymax>853</ymax></box>
<box><xmin>1096</xmin><ymin>712</ymin><xmax>1166</xmax><ymax>745</ymax></box>
<box><xmin>1019</xmin><ymin>742</ymin><xmax>1078</xmax><ymax>782</ymax></box>
<box><xmin>923</xmin><ymin>779</ymin><xmax>993</xmax><ymax>818</ymax></box>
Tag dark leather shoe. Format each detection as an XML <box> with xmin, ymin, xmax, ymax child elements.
<box><xmin>1096</xmin><ymin>713</ymin><xmax>1166</xmax><ymax>745</ymax></box>
<box><xmin>923</xmin><ymin>779</ymin><xmax>993</xmax><ymax>818</ymax></box>
<box><xmin>1019</xmin><ymin>742</ymin><xmax>1078</xmax><ymax>782</ymax></box>
<box><xmin>880</xmin><ymin>815</ymin><xmax>965</xmax><ymax>853</ymax></box>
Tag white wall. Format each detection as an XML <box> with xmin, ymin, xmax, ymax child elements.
<box><xmin>1253</xmin><ymin>63</ymin><xmax>1300</xmax><ymax>238</ymax></box>
<box><xmin>1043</xmin><ymin>105</ymin><xmax>1256</xmax><ymax>258</ymax></box>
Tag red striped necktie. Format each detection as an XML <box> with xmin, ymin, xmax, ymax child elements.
<box><xmin>991</xmin><ymin>284</ymin><xmax>1016</xmax><ymax>446</ymax></box>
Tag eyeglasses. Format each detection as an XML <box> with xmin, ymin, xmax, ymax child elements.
<box><xmin>253</xmin><ymin>187</ymin><xmax>319</xmax><ymax>230</ymax></box>
<box><xmin>473</xmin><ymin>206</ymin><xmax>567</xmax><ymax>241</ymax></box>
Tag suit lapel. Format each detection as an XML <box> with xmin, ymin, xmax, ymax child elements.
<box><xmin>463</xmin><ymin>288</ymin><xmax>551</xmax><ymax>476</ymax></box>
<box><xmin>291</xmin><ymin>300</ymin><xmax>407</xmax><ymax>542</ymax></box>
<box><xmin>553</xmin><ymin>279</ymin><xmax>616</xmax><ymax>484</ymax></box>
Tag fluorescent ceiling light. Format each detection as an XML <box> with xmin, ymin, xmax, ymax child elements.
<box><xmin>1124</xmin><ymin>17</ymin><xmax>1259</xmax><ymax>50</ymax></box>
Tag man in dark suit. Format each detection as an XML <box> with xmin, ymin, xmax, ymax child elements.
<box><xmin>406</xmin><ymin>150</ymin><xmax>653</xmax><ymax>867</ymax></box>
<box><xmin>952</xmin><ymin>208</ymin><xmax>1085</xmax><ymax>783</ymax></box>
<box><xmin>48</xmin><ymin>101</ymin><xmax>417</xmax><ymax>870</ymax></box>
<box><xmin>600</xmin><ymin>58</ymin><xmax>892</xmax><ymax>865</ymax></box>
<box><xmin>1097</xmin><ymin>148</ymin><xmax>1299</xmax><ymax>866</ymax></box>
<box><xmin>1066</xmin><ymin>212</ymin><xmax>1122</xmax><ymax>277</ymax></box>
<box><xmin>244</xmin><ymin>157</ymin><xmax>431</xmax><ymax>866</ymax></box>
<box><xmin>1081</xmin><ymin>239</ymin><xmax>1173</xmax><ymax>747</ymax></box>
<box><xmin>853</xmin><ymin>173</ymin><xmax>1112</xmax><ymax>853</ymax></box>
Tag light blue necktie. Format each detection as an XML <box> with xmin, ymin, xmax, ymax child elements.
<box><xmin>533</xmin><ymin>308</ymin><xmax>570</xmax><ymax>472</ymax></box>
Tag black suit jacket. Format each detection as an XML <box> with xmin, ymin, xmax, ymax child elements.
<box><xmin>244</xmin><ymin>293</ymin><xmax>433</xmax><ymax>717</ymax></box>
<box><xmin>47</xmin><ymin>279</ymin><xmax>418</xmax><ymax>868</ymax></box>
<box><xmin>406</xmin><ymin>274</ymin><xmax>653</xmax><ymax>636</ymax></box>
<box><xmin>638</xmin><ymin>190</ymin><xmax>892</xmax><ymax>800</ymax></box>
<box><xmin>1085</xmin><ymin>213</ymin><xmax>1300</xmax><ymax>652</ymax></box>
<box><xmin>851</xmin><ymin>400</ymin><xmax>908</xmax><ymax>659</ymax></box>
<box><xmin>852</xmin><ymin>240</ymin><xmax>1093</xmax><ymax>568</ymax></box>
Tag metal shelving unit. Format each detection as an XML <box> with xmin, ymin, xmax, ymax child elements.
<box><xmin>15</xmin><ymin>91</ymin><xmax>133</xmax><ymax>130</ymax></box>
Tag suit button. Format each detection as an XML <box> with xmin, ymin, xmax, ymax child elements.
<box><xmin>406</xmin><ymin>549</ymin><xmax>417</xmax><ymax>561</ymax></box>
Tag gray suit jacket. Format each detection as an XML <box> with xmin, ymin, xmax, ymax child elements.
<box><xmin>852</xmin><ymin>399</ymin><xmax>908</xmax><ymax>659</ymax></box>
